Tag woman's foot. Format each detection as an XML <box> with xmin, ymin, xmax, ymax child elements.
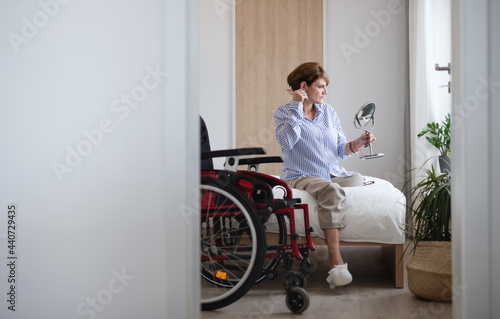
<box><xmin>326</xmin><ymin>263</ymin><xmax>352</xmax><ymax>289</ymax></box>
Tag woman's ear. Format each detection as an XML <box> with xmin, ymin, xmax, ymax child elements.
<box><xmin>300</xmin><ymin>81</ymin><xmax>307</xmax><ymax>90</ymax></box>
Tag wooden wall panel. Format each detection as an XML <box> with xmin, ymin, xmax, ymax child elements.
<box><xmin>236</xmin><ymin>0</ymin><xmax>323</xmax><ymax>175</ymax></box>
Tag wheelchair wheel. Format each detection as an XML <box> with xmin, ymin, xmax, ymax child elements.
<box><xmin>200</xmin><ymin>179</ymin><xmax>266</xmax><ymax>310</ymax></box>
<box><xmin>285</xmin><ymin>287</ymin><xmax>310</xmax><ymax>314</ymax></box>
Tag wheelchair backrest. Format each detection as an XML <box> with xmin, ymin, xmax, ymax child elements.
<box><xmin>200</xmin><ymin>116</ymin><xmax>213</xmax><ymax>170</ymax></box>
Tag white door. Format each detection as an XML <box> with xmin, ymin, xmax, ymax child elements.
<box><xmin>451</xmin><ymin>0</ymin><xmax>500</xmax><ymax>318</ymax></box>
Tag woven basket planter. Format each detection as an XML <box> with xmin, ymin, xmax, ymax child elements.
<box><xmin>406</xmin><ymin>241</ymin><xmax>452</xmax><ymax>301</ymax></box>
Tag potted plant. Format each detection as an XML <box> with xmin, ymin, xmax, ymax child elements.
<box><xmin>417</xmin><ymin>113</ymin><xmax>451</xmax><ymax>173</ymax></box>
<box><xmin>404</xmin><ymin>165</ymin><xmax>452</xmax><ymax>301</ymax></box>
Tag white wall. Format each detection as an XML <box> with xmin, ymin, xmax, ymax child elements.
<box><xmin>199</xmin><ymin>0</ymin><xmax>234</xmax><ymax>169</ymax></box>
<box><xmin>0</xmin><ymin>1</ymin><xmax>199</xmax><ymax>318</ymax></box>
<box><xmin>325</xmin><ymin>0</ymin><xmax>408</xmax><ymax>189</ymax></box>
<box><xmin>490</xmin><ymin>1</ymin><xmax>500</xmax><ymax>314</ymax></box>
<box><xmin>199</xmin><ymin>0</ymin><xmax>409</xmax><ymax>189</ymax></box>
<box><xmin>452</xmin><ymin>0</ymin><xmax>500</xmax><ymax>317</ymax></box>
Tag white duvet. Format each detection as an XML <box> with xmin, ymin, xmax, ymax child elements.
<box><xmin>266</xmin><ymin>176</ymin><xmax>406</xmax><ymax>244</ymax></box>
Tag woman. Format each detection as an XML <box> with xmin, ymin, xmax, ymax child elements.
<box><xmin>273</xmin><ymin>62</ymin><xmax>376</xmax><ymax>289</ymax></box>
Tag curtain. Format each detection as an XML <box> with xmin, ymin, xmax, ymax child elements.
<box><xmin>409</xmin><ymin>0</ymin><xmax>452</xmax><ymax>181</ymax></box>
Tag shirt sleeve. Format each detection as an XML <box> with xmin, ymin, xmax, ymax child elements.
<box><xmin>274</xmin><ymin>101</ymin><xmax>304</xmax><ymax>150</ymax></box>
<box><xmin>332</xmin><ymin>109</ymin><xmax>350</xmax><ymax>160</ymax></box>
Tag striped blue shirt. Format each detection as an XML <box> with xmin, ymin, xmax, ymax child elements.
<box><xmin>274</xmin><ymin>101</ymin><xmax>354</xmax><ymax>181</ymax></box>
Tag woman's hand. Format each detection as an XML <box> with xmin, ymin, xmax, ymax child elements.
<box><xmin>353</xmin><ymin>132</ymin><xmax>376</xmax><ymax>151</ymax></box>
<box><xmin>292</xmin><ymin>89</ymin><xmax>308</xmax><ymax>103</ymax></box>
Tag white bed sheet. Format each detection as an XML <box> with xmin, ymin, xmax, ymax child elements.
<box><xmin>266</xmin><ymin>176</ymin><xmax>406</xmax><ymax>244</ymax></box>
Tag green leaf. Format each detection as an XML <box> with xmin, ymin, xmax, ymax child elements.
<box><xmin>404</xmin><ymin>165</ymin><xmax>451</xmax><ymax>253</ymax></box>
<box><xmin>417</xmin><ymin>113</ymin><xmax>452</xmax><ymax>155</ymax></box>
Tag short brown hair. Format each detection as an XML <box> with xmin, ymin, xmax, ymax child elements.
<box><xmin>287</xmin><ymin>62</ymin><xmax>330</xmax><ymax>92</ymax></box>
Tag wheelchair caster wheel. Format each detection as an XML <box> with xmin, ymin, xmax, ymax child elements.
<box><xmin>286</xmin><ymin>287</ymin><xmax>310</xmax><ymax>314</ymax></box>
<box><xmin>283</xmin><ymin>270</ymin><xmax>307</xmax><ymax>288</ymax></box>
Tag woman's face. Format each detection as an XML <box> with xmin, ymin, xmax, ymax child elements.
<box><xmin>303</xmin><ymin>78</ymin><xmax>328</xmax><ymax>104</ymax></box>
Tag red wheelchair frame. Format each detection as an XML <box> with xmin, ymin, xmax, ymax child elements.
<box><xmin>200</xmin><ymin>146</ymin><xmax>316</xmax><ymax>314</ymax></box>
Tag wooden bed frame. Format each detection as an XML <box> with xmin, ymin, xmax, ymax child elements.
<box><xmin>266</xmin><ymin>233</ymin><xmax>405</xmax><ymax>288</ymax></box>
<box><xmin>338</xmin><ymin>241</ymin><xmax>404</xmax><ymax>288</ymax></box>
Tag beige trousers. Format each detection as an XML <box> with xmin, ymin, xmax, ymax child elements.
<box><xmin>287</xmin><ymin>173</ymin><xmax>364</xmax><ymax>229</ymax></box>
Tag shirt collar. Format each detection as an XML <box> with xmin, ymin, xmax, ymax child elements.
<box><xmin>314</xmin><ymin>103</ymin><xmax>325</xmax><ymax>115</ymax></box>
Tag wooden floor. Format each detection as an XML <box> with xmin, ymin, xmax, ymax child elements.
<box><xmin>202</xmin><ymin>240</ymin><xmax>452</xmax><ymax>319</ymax></box>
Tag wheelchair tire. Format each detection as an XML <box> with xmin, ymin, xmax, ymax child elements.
<box><xmin>285</xmin><ymin>287</ymin><xmax>310</xmax><ymax>314</ymax></box>
<box><xmin>200</xmin><ymin>179</ymin><xmax>266</xmax><ymax>310</ymax></box>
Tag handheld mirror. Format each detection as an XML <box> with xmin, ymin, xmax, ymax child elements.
<box><xmin>353</xmin><ymin>102</ymin><xmax>384</xmax><ymax>160</ymax></box>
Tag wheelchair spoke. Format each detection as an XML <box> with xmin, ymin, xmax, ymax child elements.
<box><xmin>200</xmin><ymin>181</ymin><xmax>266</xmax><ymax>310</ymax></box>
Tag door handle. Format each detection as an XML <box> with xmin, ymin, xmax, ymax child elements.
<box><xmin>435</xmin><ymin>63</ymin><xmax>451</xmax><ymax>93</ymax></box>
<box><xmin>435</xmin><ymin>63</ymin><xmax>451</xmax><ymax>74</ymax></box>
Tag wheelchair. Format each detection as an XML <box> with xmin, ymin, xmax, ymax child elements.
<box><xmin>199</xmin><ymin>117</ymin><xmax>316</xmax><ymax>314</ymax></box>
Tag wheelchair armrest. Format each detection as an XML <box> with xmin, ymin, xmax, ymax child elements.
<box><xmin>201</xmin><ymin>147</ymin><xmax>266</xmax><ymax>160</ymax></box>
<box><xmin>238</xmin><ymin>156</ymin><xmax>283</xmax><ymax>172</ymax></box>
<box><xmin>273</xmin><ymin>198</ymin><xmax>301</xmax><ymax>209</ymax></box>
<box><xmin>238</xmin><ymin>156</ymin><xmax>283</xmax><ymax>165</ymax></box>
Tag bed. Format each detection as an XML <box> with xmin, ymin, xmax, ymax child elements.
<box><xmin>266</xmin><ymin>176</ymin><xmax>406</xmax><ymax>288</ymax></box>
